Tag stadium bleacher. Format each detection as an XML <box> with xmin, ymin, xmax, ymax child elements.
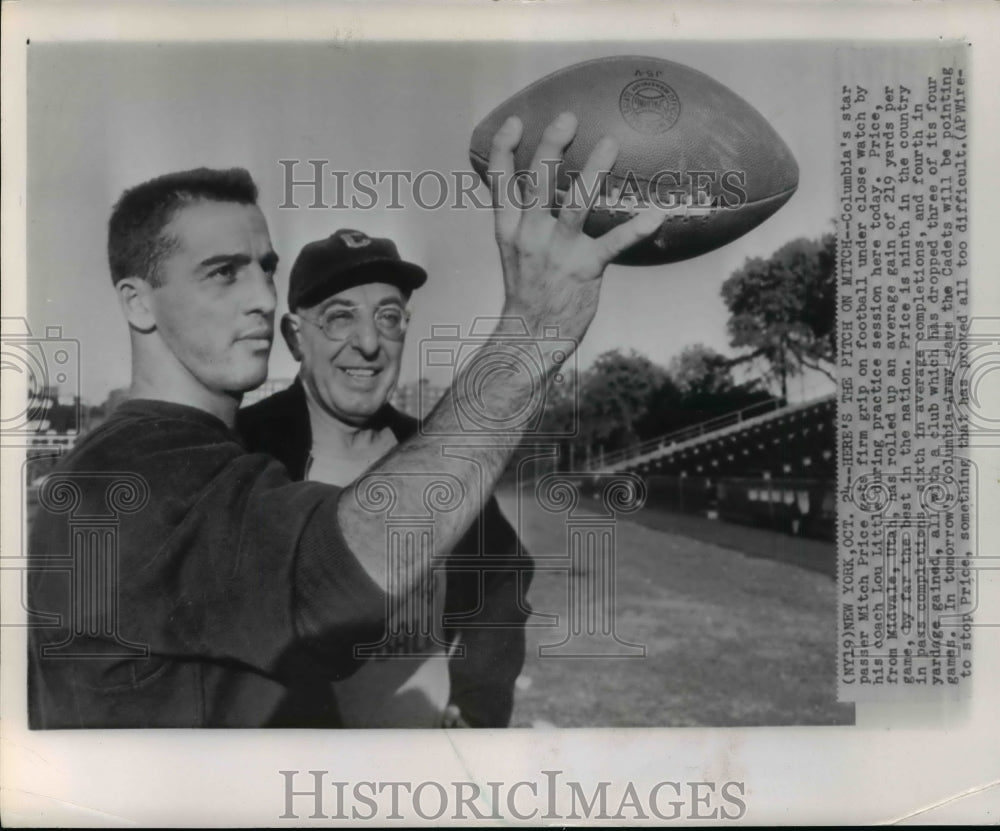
<box><xmin>586</xmin><ymin>394</ymin><xmax>837</xmax><ymax>540</ymax></box>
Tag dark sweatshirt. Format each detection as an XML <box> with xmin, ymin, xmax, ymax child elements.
<box><xmin>28</xmin><ymin>399</ymin><xmax>387</xmax><ymax>728</ymax></box>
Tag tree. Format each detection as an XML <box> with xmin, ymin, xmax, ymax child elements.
<box><xmin>530</xmin><ymin>351</ymin><xmax>666</xmax><ymax>471</ymax></box>
<box><xmin>639</xmin><ymin>343</ymin><xmax>772</xmax><ymax>438</ymax></box>
<box><xmin>572</xmin><ymin>349</ymin><xmax>669</xmax><ymax>460</ymax></box>
<box><xmin>721</xmin><ymin>232</ymin><xmax>836</xmax><ymax>397</ymax></box>
<box><xmin>634</xmin><ymin>374</ymin><xmax>684</xmax><ymax>441</ymax></box>
<box><xmin>537</xmin><ymin>344</ymin><xmax>776</xmax><ymax>471</ymax></box>
<box><xmin>669</xmin><ymin>344</ymin><xmax>738</xmax><ymax>397</ymax></box>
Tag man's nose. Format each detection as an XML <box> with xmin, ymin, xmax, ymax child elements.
<box><xmin>349</xmin><ymin>313</ymin><xmax>381</xmax><ymax>356</ymax></box>
<box><xmin>245</xmin><ymin>264</ymin><xmax>277</xmax><ymax>316</ymax></box>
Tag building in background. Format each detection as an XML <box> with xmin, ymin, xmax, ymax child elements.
<box><xmin>21</xmin><ymin>384</ymin><xmax>80</xmax><ymax>486</ymax></box>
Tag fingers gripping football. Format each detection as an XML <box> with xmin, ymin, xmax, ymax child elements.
<box><xmin>487</xmin><ymin>112</ymin><xmax>660</xmax><ymax>343</ymax></box>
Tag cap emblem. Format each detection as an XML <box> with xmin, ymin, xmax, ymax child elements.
<box><xmin>339</xmin><ymin>231</ymin><xmax>372</xmax><ymax>249</ymax></box>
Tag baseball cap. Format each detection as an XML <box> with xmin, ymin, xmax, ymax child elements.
<box><xmin>287</xmin><ymin>229</ymin><xmax>428</xmax><ymax>311</ymax></box>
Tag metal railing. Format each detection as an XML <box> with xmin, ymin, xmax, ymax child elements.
<box><xmin>587</xmin><ymin>393</ymin><xmax>838</xmax><ymax>473</ymax></box>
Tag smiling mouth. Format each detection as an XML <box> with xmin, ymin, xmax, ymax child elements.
<box><xmin>340</xmin><ymin>367</ymin><xmax>382</xmax><ymax>379</ymax></box>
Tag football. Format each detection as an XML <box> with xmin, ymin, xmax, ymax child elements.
<box><xmin>469</xmin><ymin>56</ymin><xmax>799</xmax><ymax>266</ymax></box>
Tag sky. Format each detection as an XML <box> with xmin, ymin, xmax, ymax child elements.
<box><xmin>27</xmin><ymin>40</ymin><xmax>839</xmax><ymax>405</ymax></box>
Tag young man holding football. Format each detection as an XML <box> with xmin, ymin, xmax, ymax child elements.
<box><xmin>28</xmin><ymin>114</ymin><xmax>662</xmax><ymax>727</ymax></box>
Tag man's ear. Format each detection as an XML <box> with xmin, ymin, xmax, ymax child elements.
<box><xmin>281</xmin><ymin>313</ymin><xmax>304</xmax><ymax>362</ymax></box>
<box><xmin>115</xmin><ymin>277</ymin><xmax>157</xmax><ymax>333</ymax></box>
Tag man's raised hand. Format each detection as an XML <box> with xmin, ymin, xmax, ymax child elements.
<box><xmin>487</xmin><ymin>111</ymin><xmax>662</xmax><ymax>344</ymax></box>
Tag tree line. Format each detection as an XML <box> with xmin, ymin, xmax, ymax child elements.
<box><xmin>535</xmin><ymin>231</ymin><xmax>836</xmax><ymax>469</ymax></box>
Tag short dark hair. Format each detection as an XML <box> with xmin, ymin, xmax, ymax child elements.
<box><xmin>107</xmin><ymin>167</ymin><xmax>259</xmax><ymax>286</ymax></box>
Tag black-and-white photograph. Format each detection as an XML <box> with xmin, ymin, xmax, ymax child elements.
<box><xmin>18</xmin><ymin>38</ymin><xmax>848</xmax><ymax>731</ymax></box>
<box><xmin>2</xmin><ymin>1</ymin><xmax>997</xmax><ymax>826</ymax></box>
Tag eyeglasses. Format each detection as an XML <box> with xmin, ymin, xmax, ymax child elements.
<box><xmin>298</xmin><ymin>303</ymin><xmax>411</xmax><ymax>342</ymax></box>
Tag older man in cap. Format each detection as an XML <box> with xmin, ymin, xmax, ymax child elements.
<box><xmin>238</xmin><ymin>228</ymin><xmax>532</xmax><ymax>728</ymax></box>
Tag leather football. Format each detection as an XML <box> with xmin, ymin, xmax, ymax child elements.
<box><xmin>469</xmin><ymin>56</ymin><xmax>799</xmax><ymax>266</ymax></box>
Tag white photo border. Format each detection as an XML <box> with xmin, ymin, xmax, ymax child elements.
<box><xmin>2</xmin><ymin>1</ymin><xmax>998</xmax><ymax>826</ymax></box>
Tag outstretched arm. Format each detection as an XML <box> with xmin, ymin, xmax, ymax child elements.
<box><xmin>337</xmin><ymin>113</ymin><xmax>661</xmax><ymax>591</ymax></box>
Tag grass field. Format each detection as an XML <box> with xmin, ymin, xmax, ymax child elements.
<box><xmin>497</xmin><ymin>487</ymin><xmax>854</xmax><ymax>728</ymax></box>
